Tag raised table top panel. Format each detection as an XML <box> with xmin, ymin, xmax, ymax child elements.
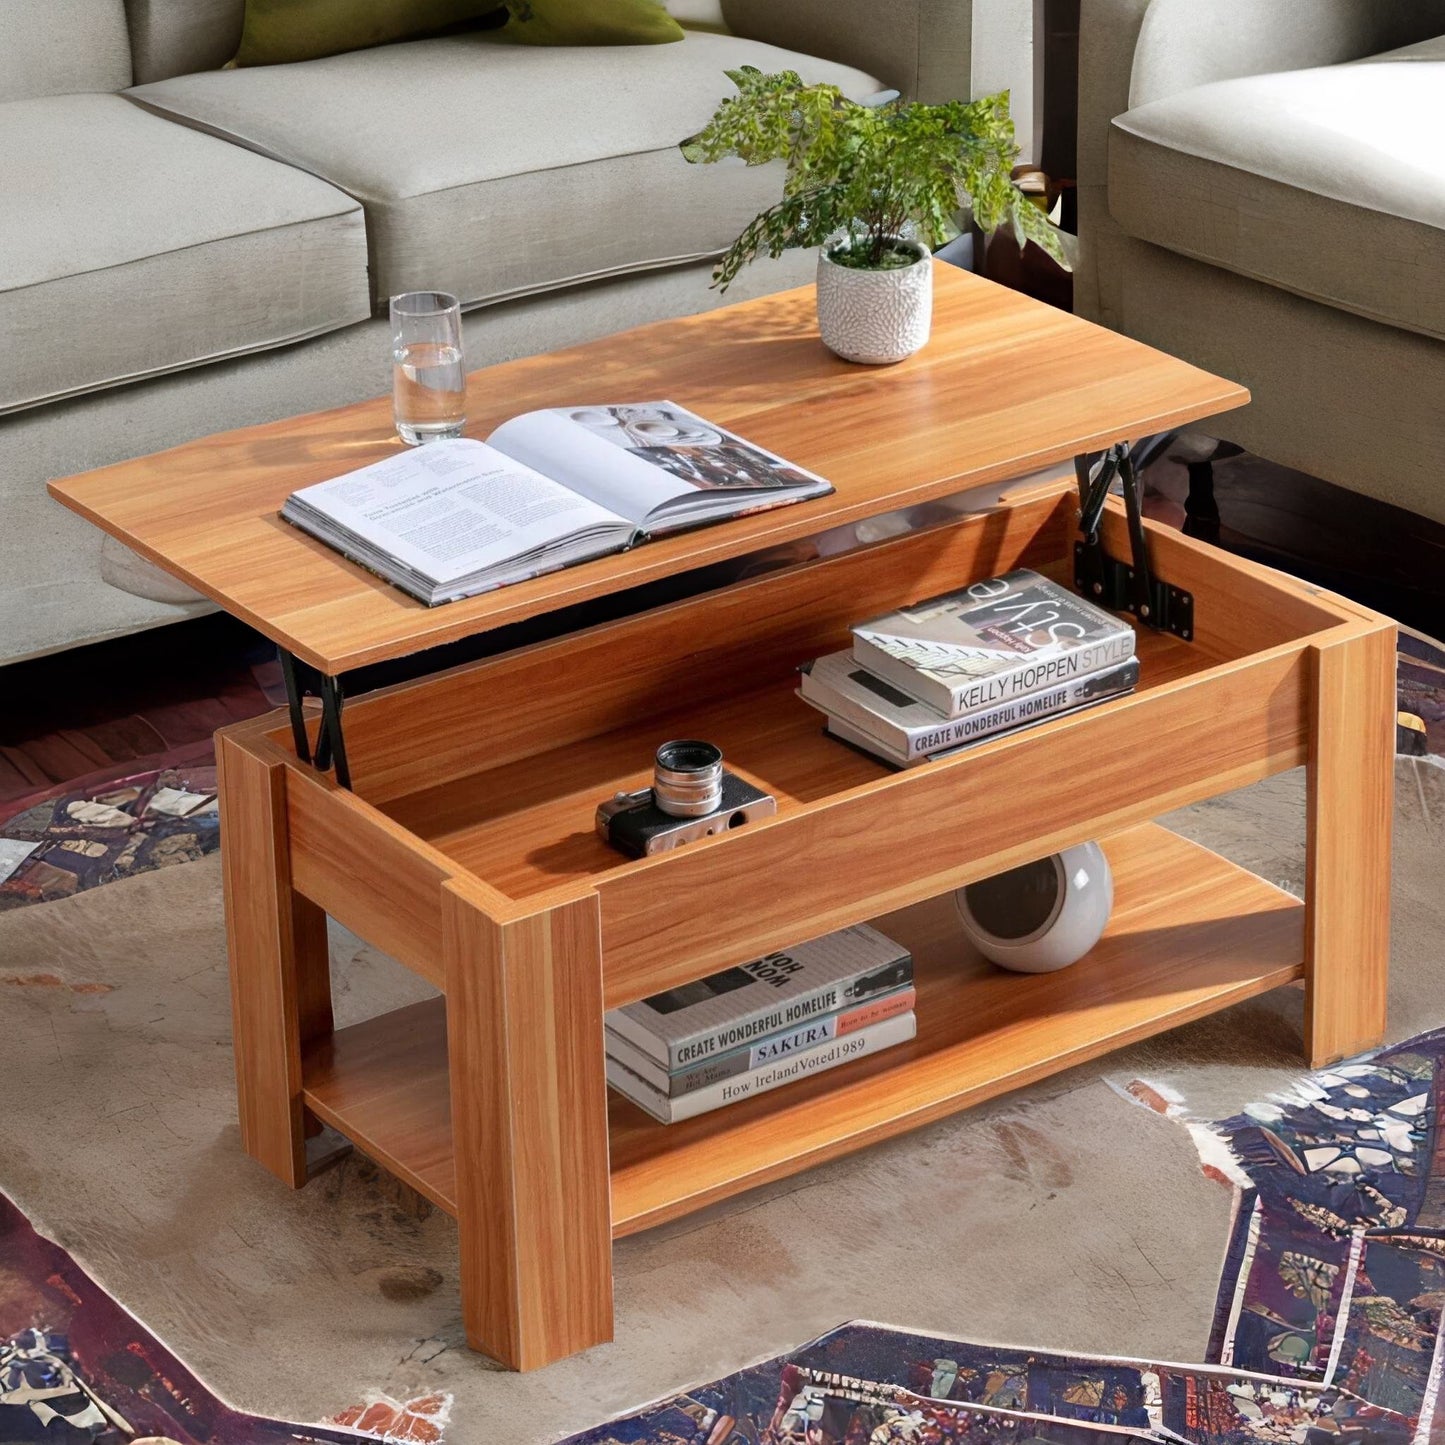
<box><xmin>49</xmin><ymin>265</ymin><xmax>1248</xmax><ymax>674</ymax></box>
<box><xmin>297</xmin><ymin>824</ymin><xmax>1304</xmax><ymax>1235</ymax></box>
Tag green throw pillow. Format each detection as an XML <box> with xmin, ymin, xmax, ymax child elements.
<box><xmin>233</xmin><ymin>0</ymin><xmax>503</xmax><ymax>66</ymax></box>
<box><xmin>232</xmin><ymin>0</ymin><xmax>681</xmax><ymax>65</ymax></box>
<box><xmin>498</xmin><ymin>0</ymin><xmax>683</xmax><ymax>44</ymax></box>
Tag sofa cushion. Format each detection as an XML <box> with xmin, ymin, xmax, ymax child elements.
<box><xmin>1109</xmin><ymin>34</ymin><xmax>1445</xmax><ymax>342</ymax></box>
<box><xmin>0</xmin><ymin>94</ymin><xmax>372</xmax><ymax>414</ymax></box>
<box><xmin>127</xmin><ymin>31</ymin><xmax>881</xmax><ymax>309</ymax></box>
<box><xmin>1</xmin><ymin>0</ymin><xmax>131</xmax><ymax>102</ymax></box>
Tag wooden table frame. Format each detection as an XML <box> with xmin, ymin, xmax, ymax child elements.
<box><xmin>48</xmin><ymin>269</ymin><xmax>1395</xmax><ymax>1371</ymax></box>
<box><xmin>212</xmin><ymin>481</ymin><xmax>1393</xmax><ymax>1370</ymax></box>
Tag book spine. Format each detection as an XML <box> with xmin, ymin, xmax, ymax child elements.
<box><xmin>825</xmin><ymin>716</ymin><xmax>910</xmax><ymax>768</ymax></box>
<box><xmin>854</xmin><ymin>631</ymin><xmax>1135</xmax><ymax>719</ymax></box>
<box><xmin>604</xmin><ymin>1007</ymin><xmax>676</xmax><ymax>1068</ymax></box>
<box><xmin>808</xmin><ymin>659</ymin><xmax>1139</xmax><ymax>759</ymax></box>
<box><xmin>905</xmin><ymin>658</ymin><xmax>1139</xmax><ymax>757</ymax></box>
<box><xmin>607</xmin><ymin>1011</ymin><xmax>918</xmax><ymax>1123</ymax></box>
<box><xmin>614</xmin><ymin>987</ymin><xmax>917</xmax><ymax>1098</ymax></box>
<box><xmin>603</xmin><ymin>1029</ymin><xmax>676</xmax><ymax>1094</ymax></box>
<box><xmin>850</xmin><ymin>637</ymin><xmax>958</xmax><ymax>715</ymax></box>
<box><xmin>660</xmin><ymin>956</ymin><xmax>913</xmax><ymax>1072</ymax></box>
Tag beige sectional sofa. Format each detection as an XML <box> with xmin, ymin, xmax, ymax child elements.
<box><xmin>0</xmin><ymin>0</ymin><xmax>1031</xmax><ymax>665</ymax></box>
<box><xmin>1076</xmin><ymin>0</ymin><xmax>1445</xmax><ymax>524</ymax></box>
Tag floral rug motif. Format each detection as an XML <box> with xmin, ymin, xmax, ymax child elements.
<box><xmin>0</xmin><ymin>761</ymin><xmax>219</xmax><ymax>911</ymax></box>
<box><xmin>1191</xmin><ymin>1033</ymin><xmax>1445</xmax><ymax>1416</ymax></box>
<box><xmin>0</xmin><ymin>1190</ymin><xmax>381</xmax><ymax>1445</ymax></box>
<box><xmin>558</xmin><ymin>1320</ymin><xmax>1413</xmax><ymax>1444</ymax></box>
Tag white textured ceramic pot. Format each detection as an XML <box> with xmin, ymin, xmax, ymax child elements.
<box><xmin>815</xmin><ymin>237</ymin><xmax>932</xmax><ymax>364</ymax></box>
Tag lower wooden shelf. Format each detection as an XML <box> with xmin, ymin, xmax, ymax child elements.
<box><xmin>301</xmin><ymin>823</ymin><xmax>1303</xmax><ymax>1235</ymax></box>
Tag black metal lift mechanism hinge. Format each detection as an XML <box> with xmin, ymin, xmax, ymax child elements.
<box><xmin>1072</xmin><ymin>442</ymin><xmax>1194</xmax><ymax>642</ymax></box>
<box><xmin>278</xmin><ymin>650</ymin><xmax>351</xmax><ymax>789</ymax></box>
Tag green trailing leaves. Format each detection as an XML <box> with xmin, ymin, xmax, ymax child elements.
<box><xmin>679</xmin><ymin>69</ymin><xmax>1068</xmax><ymax>289</ymax></box>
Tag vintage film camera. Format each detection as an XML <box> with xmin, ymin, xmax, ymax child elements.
<box><xmin>596</xmin><ymin>740</ymin><xmax>776</xmax><ymax>858</ymax></box>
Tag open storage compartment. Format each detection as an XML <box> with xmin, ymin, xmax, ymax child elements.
<box><xmin>302</xmin><ymin>823</ymin><xmax>1303</xmax><ymax>1236</ymax></box>
<box><xmin>229</xmin><ymin>475</ymin><xmax>1381</xmax><ymax>1239</ymax></box>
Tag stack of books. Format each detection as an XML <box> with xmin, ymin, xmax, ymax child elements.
<box><xmin>797</xmin><ymin>569</ymin><xmax>1138</xmax><ymax>768</ymax></box>
<box><xmin>604</xmin><ymin>924</ymin><xmax>915</xmax><ymax>1124</ymax></box>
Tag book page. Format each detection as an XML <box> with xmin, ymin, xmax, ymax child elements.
<box><xmin>287</xmin><ymin>438</ymin><xmax>628</xmax><ymax>585</ymax></box>
<box><xmin>487</xmin><ymin>408</ymin><xmax>685</xmax><ymax>524</ymax></box>
<box><xmin>488</xmin><ymin>401</ymin><xmax>830</xmax><ymax>530</ymax></box>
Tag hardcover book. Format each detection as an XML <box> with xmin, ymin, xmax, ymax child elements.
<box><xmin>800</xmin><ymin>651</ymin><xmax>1140</xmax><ymax>761</ymax></box>
<box><xmin>606</xmin><ymin>1011</ymin><xmax>917</xmax><ymax>1123</ymax></box>
<box><xmin>852</xmin><ymin>569</ymin><xmax>1135</xmax><ymax>718</ymax></box>
<box><xmin>605</xmin><ymin>985</ymin><xmax>917</xmax><ymax>1097</ymax></box>
<box><xmin>605</xmin><ymin>924</ymin><xmax>912</xmax><ymax>1072</ymax></box>
<box><xmin>282</xmin><ymin>401</ymin><xmax>831</xmax><ymax>606</ymax></box>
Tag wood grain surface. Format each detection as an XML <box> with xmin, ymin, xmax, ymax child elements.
<box><xmin>217</xmin><ymin>732</ymin><xmax>330</xmax><ymax>1187</ymax></box>
<box><xmin>1303</xmin><ymin>621</ymin><xmax>1397</xmax><ymax>1066</ymax></box>
<box><xmin>50</xmin><ymin>266</ymin><xmax>1248</xmax><ymax>673</ymax></box>
<box><xmin>295</xmin><ymin>488</ymin><xmax>1078</xmax><ymax>802</ymax></box>
<box><xmin>442</xmin><ymin>882</ymin><xmax>613</xmax><ymax>1369</ymax></box>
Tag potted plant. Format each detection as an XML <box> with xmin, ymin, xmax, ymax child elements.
<box><xmin>681</xmin><ymin>68</ymin><xmax>1065</xmax><ymax>363</ymax></box>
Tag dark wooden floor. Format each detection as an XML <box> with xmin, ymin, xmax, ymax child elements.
<box><xmin>0</xmin><ymin>615</ymin><xmax>278</xmax><ymax>809</ymax></box>
<box><xmin>1143</xmin><ymin>451</ymin><xmax>1445</xmax><ymax>639</ymax></box>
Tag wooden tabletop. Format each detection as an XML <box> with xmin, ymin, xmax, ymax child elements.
<box><xmin>50</xmin><ymin>264</ymin><xmax>1247</xmax><ymax>675</ymax></box>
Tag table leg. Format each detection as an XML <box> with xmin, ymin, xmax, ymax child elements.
<box><xmin>442</xmin><ymin>880</ymin><xmax>613</xmax><ymax>1370</ymax></box>
<box><xmin>217</xmin><ymin>733</ymin><xmax>333</xmax><ymax>1186</ymax></box>
<box><xmin>1303</xmin><ymin>623</ymin><xmax>1396</xmax><ymax>1067</ymax></box>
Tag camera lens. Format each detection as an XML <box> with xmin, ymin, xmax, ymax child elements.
<box><xmin>652</xmin><ymin>739</ymin><xmax>724</xmax><ymax>818</ymax></box>
<box><xmin>655</xmin><ymin>740</ymin><xmax>721</xmax><ymax>774</ymax></box>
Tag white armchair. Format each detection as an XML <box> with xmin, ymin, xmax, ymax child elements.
<box><xmin>1076</xmin><ymin>0</ymin><xmax>1445</xmax><ymax>522</ymax></box>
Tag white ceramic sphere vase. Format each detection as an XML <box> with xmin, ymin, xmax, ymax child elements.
<box><xmin>953</xmin><ymin>841</ymin><xmax>1115</xmax><ymax>974</ymax></box>
<box><xmin>815</xmin><ymin>237</ymin><xmax>932</xmax><ymax>364</ymax></box>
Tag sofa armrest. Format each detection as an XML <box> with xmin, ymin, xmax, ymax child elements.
<box><xmin>1129</xmin><ymin>0</ymin><xmax>1445</xmax><ymax>107</ymax></box>
<box><xmin>1082</xmin><ymin>0</ymin><xmax>1445</xmax><ymax>191</ymax></box>
<box><xmin>1075</xmin><ymin>0</ymin><xmax>1445</xmax><ymax>324</ymax></box>
<box><xmin>718</xmin><ymin>0</ymin><xmax>1034</xmax><ymax>144</ymax></box>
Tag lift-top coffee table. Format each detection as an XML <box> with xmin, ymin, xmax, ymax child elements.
<box><xmin>50</xmin><ymin>265</ymin><xmax>1396</xmax><ymax>1371</ymax></box>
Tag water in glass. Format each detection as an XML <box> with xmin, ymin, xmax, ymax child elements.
<box><xmin>392</xmin><ymin>341</ymin><xmax>465</xmax><ymax>444</ymax></box>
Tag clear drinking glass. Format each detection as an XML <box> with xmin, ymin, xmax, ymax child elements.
<box><xmin>390</xmin><ymin>291</ymin><xmax>465</xmax><ymax>444</ymax></box>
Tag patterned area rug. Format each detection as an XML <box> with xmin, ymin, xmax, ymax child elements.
<box><xmin>0</xmin><ymin>1190</ymin><xmax>389</xmax><ymax>1445</ymax></box>
<box><xmin>558</xmin><ymin>1320</ymin><xmax>1415</xmax><ymax>1444</ymax></box>
<box><xmin>0</xmin><ymin>760</ymin><xmax>219</xmax><ymax>911</ymax></box>
<box><xmin>0</xmin><ymin>1194</ymin><xmax>1416</xmax><ymax>1445</ymax></box>
<box><xmin>2</xmin><ymin>832</ymin><xmax>1441</xmax><ymax>1443</ymax></box>
<box><xmin>1147</xmin><ymin>1037</ymin><xmax>1445</xmax><ymax>1414</ymax></box>
<box><xmin>559</xmin><ymin>1029</ymin><xmax>1445</xmax><ymax>1444</ymax></box>
<box><xmin>1399</xmin><ymin>630</ymin><xmax>1445</xmax><ymax>757</ymax></box>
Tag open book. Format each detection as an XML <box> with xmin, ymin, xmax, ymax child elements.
<box><xmin>281</xmin><ymin>401</ymin><xmax>833</xmax><ymax>605</ymax></box>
